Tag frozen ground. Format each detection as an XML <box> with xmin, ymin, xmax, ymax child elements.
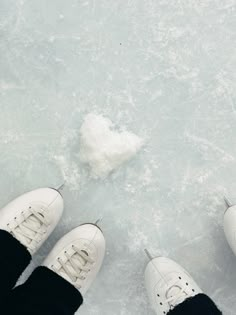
<box><xmin>0</xmin><ymin>0</ymin><xmax>236</xmax><ymax>314</ymax></box>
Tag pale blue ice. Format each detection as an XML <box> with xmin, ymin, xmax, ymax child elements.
<box><xmin>0</xmin><ymin>0</ymin><xmax>236</xmax><ymax>314</ymax></box>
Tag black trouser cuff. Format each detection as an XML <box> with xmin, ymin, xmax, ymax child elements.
<box><xmin>8</xmin><ymin>266</ymin><xmax>83</xmax><ymax>314</ymax></box>
<box><xmin>0</xmin><ymin>229</ymin><xmax>31</xmax><ymax>295</ymax></box>
<box><xmin>168</xmin><ymin>294</ymin><xmax>222</xmax><ymax>315</ymax></box>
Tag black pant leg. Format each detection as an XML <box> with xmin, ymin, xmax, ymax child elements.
<box><xmin>168</xmin><ymin>294</ymin><xmax>222</xmax><ymax>315</ymax></box>
<box><xmin>0</xmin><ymin>230</ymin><xmax>31</xmax><ymax>299</ymax></box>
<box><xmin>6</xmin><ymin>266</ymin><xmax>83</xmax><ymax>315</ymax></box>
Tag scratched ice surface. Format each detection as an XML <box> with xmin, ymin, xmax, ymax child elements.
<box><xmin>0</xmin><ymin>0</ymin><xmax>236</xmax><ymax>314</ymax></box>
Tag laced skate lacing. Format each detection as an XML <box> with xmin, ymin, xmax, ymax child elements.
<box><xmin>7</xmin><ymin>206</ymin><xmax>49</xmax><ymax>252</ymax></box>
<box><xmin>52</xmin><ymin>245</ymin><xmax>95</xmax><ymax>289</ymax></box>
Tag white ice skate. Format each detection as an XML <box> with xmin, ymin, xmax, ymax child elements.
<box><xmin>224</xmin><ymin>198</ymin><xmax>236</xmax><ymax>255</ymax></box>
<box><xmin>0</xmin><ymin>187</ymin><xmax>64</xmax><ymax>255</ymax></box>
<box><xmin>145</xmin><ymin>255</ymin><xmax>202</xmax><ymax>315</ymax></box>
<box><xmin>43</xmin><ymin>224</ymin><xmax>106</xmax><ymax>296</ymax></box>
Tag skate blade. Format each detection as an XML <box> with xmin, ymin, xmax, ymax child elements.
<box><xmin>224</xmin><ymin>196</ymin><xmax>234</xmax><ymax>209</ymax></box>
<box><xmin>56</xmin><ymin>182</ymin><xmax>65</xmax><ymax>192</ymax></box>
<box><xmin>94</xmin><ymin>218</ymin><xmax>103</xmax><ymax>227</ymax></box>
<box><xmin>144</xmin><ymin>249</ymin><xmax>154</xmax><ymax>261</ymax></box>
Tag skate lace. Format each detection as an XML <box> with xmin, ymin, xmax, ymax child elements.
<box><xmin>8</xmin><ymin>206</ymin><xmax>49</xmax><ymax>252</ymax></box>
<box><xmin>165</xmin><ymin>279</ymin><xmax>189</xmax><ymax>309</ymax></box>
<box><xmin>53</xmin><ymin>245</ymin><xmax>94</xmax><ymax>289</ymax></box>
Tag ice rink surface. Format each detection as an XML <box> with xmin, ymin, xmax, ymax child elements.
<box><xmin>0</xmin><ymin>0</ymin><xmax>236</xmax><ymax>314</ymax></box>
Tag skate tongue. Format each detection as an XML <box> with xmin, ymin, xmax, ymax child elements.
<box><xmin>167</xmin><ymin>286</ymin><xmax>187</xmax><ymax>307</ymax></box>
<box><xmin>81</xmin><ymin>250</ymin><xmax>89</xmax><ymax>256</ymax></box>
<box><xmin>27</xmin><ymin>214</ymin><xmax>42</xmax><ymax>229</ymax></box>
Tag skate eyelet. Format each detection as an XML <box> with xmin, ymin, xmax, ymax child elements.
<box><xmin>186</xmin><ymin>283</ymin><xmax>188</xmax><ymax>286</ymax></box>
<box><xmin>160</xmin><ymin>302</ymin><xmax>163</xmax><ymax>305</ymax></box>
<box><xmin>192</xmin><ymin>289</ymin><xmax>195</xmax><ymax>292</ymax></box>
<box><xmin>157</xmin><ymin>294</ymin><xmax>160</xmax><ymax>297</ymax></box>
<box><xmin>179</xmin><ymin>276</ymin><xmax>181</xmax><ymax>279</ymax></box>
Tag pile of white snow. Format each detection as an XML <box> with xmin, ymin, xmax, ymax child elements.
<box><xmin>79</xmin><ymin>114</ymin><xmax>143</xmax><ymax>178</ymax></box>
